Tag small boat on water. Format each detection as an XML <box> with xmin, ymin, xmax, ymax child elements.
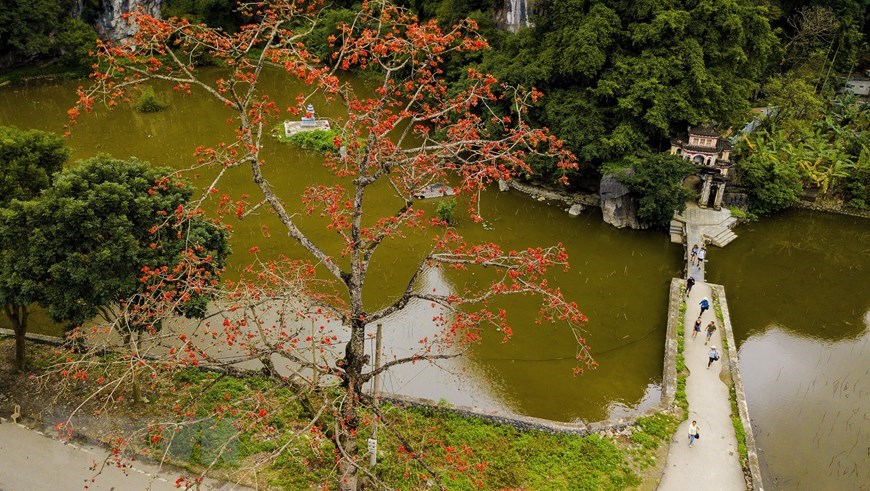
<box><xmin>413</xmin><ymin>183</ymin><xmax>455</xmax><ymax>200</ymax></box>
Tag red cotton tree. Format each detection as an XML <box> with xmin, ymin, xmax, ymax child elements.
<box><xmin>65</xmin><ymin>0</ymin><xmax>594</xmax><ymax>489</ymax></box>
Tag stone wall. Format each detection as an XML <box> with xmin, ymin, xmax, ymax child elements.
<box><xmin>661</xmin><ymin>278</ymin><xmax>683</xmax><ymax>408</ymax></box>
<box><xmin>710</xmin><ymin>284</ymin><xmax>764</xmax><ymax>491</ymax></box>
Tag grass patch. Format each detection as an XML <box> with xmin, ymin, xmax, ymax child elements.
<box><xmin>674</xmin><ymin>292</ymin><xmax>689</xmax><ymax>412</ymax></box>
<box><xmin>711</xmin><ymin>290</ymin><xmax>751</xmax><ymax>473</ymax></box>
<box><xmin>728</xmin><ymin>206</ymin><xmax>757</xmax><ymax>220</ymax></box>
<box><xmin>373</xmin><ymin>407</ymin><xmax>641</xmax><ymax>490</ymax></box>
<box><xmin>729</xmin><ymin>388</ymin><xmax>749</xmax><ymax>467</ymax></box>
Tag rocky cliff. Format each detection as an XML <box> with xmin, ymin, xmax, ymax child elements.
<box><xmin>599</xmin><ymin>172</ymin><xmax>649</xmax><ymax>230</ymax></box>
<box><xmin>97</xmin><ymin>0</ymin><xmax>162</xmax><ymax>42</ymax></box>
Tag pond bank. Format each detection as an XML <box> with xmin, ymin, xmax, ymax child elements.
<box><xmin>0</xmin><ymin>337</ymin><xmax>674</xmax><ymax>490</ymax></box>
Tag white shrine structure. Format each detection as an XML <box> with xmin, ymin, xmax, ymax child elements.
<box><xmin>283</xmin><ymin>103</ymin><xmax>331</xmax><ymax>137</ymax></box>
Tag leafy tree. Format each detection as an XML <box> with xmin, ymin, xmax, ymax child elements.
<box><xmin>0</xmin><ymin>0</ymin><xmax>98</xmax><ymax>70</ymax></box>
<box><xmin>0</xmin><ymin>126</ymin><xmax>69</xmax><ymax>205</ymax></box>
<box><xmin>0</xmin><ymin>126</ymin><xmax>69</xmax><ymax>370</ymax></box>
<box><xmin>68</xmin><ymin>0</ymin><xmax>591</xmax><ymax>488</ymax></box>
<box><xmin>162</xmin><ymin>0</ymin><xmax>248</xmax><ymax>33</ymax></box>
<box><xmin>29</xmin><ymin>155</ymin><xmax>230</xmax><ymax>333</ymax></box>
<box><xmin>763</xmin><ymin>72</ymin><xmax>824</xmax><ymax>136</ymax></box>
<box><xmin>617</xmin><ymin>153</ymin><xmax>696</xmax><ymax>229</ymax></box>
<box><xmin>478</xmin><ymin>0</ymin><xmax>780</xmax><ymax>178</ymax></box>
<box><xmin>736</xmin><ymin>132</ymin><xmax>804</xmax><ymax>214</ymax></box>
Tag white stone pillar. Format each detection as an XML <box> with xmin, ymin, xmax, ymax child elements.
<box><xmin>699</xmin><ymin>175</ymin><xmax>712</xmax><ymax>208</ymax></box>
<box><xmin>713</xmin><ymin>182</ymin><xmax>726</xmax><ymax>210</ymax></box>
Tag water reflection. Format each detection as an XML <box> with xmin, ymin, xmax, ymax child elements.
<box><xmin>738</xmin><ymin>322</ymin><xmax>869</xmax><ymax>489</ymax></box>
<box><xmin>708</xmin><ymin>209</ymin><xmax>870</xmax><ymax>490</ymax></box>
<box><xmin>710</xmin><ymin>210</ymin><xmax>869</xmax><ymax>344</ymax></box>
<box><xmin>0</xmin><ymin>73</ymin><xmax>683</xmax><ymax>423</ymax></box>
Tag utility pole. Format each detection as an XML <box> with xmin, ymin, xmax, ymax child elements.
<box><xmin>368</xmin><ymin>323</ymin><xmax>383</xmax><ymax>468</ymax></box>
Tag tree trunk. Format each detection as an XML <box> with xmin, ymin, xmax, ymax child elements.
<box><xmin>131</xmin><ymin>331</ymin><xmax>143</xmax><ymax>405</ymax></box>
<box><xmin>338</xmin><ymin>320</ymin><xmax>367</xmax><ymax>491</ymax></box>
<box><xmin>4</xmin><ymin>304</ymin><xmax>28</xmax><ymax>371</ymax></box>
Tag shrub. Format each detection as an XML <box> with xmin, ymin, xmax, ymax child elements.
<box><xmin>133</xmin><ymin>87</ymin><xmax>168</xmax><ymax>113</ymax></box>
<box><xmin>436</xmin><ymin>198</ymin><xmax>457</xmax><ymax>224</ymax></box>
<box><xmin>618</xmin><ymin>153</ymin><xmax>696</xmax><ymax>229</ymax></box>
<box><xmin>279</xmin><ymin>128</ymin><xmax>341</xmax><ymax>152</ymax></box>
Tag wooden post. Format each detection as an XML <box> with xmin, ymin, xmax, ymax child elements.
<box><xmin>369</xmin><ymin>323</ymin><xmax>383</xmax><ymax>468</ymax></box>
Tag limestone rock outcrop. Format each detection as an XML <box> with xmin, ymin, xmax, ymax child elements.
<box><xmin>97</xmin><ymin>0</ymin><xmax>162</xmax><ymax>42</ymax></box>
<box><xmin>599</xmin><ymin>172</ymin><xmax>649</xmax><ymax>230</ymax></box>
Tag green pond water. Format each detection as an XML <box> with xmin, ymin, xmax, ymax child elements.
<box><xmin>1</xmin><ymin>73</ymin><xmax>868</xmax><ymax>489</ymax></box>
<box><xmin>707</xmin><ymin>210</ymin><xmax>870</xmax><ymax>490</ymax></box>
<box><xmin>0</xmin><ymin>71</ymin><xmax>683</xmax><ymax>423</ymax></box>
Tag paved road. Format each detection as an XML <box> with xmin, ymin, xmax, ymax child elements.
<box><xmin>0</xmin><ymin>422</ymin><xmax>249</xmax><ymax>491</ymax></box>
<box><xmin>658</xmin><ymin>281</ymin><xmax>745</xmax><ymax>490</ymax></box>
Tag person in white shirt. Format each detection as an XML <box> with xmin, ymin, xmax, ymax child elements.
<box><xmin>707</xmin><ymin>346</ymin><xmax>720</xmax><ymax>368</ymax></box>
<box><xmin>688</xmin><ymin>420</ymin><xmax>700</xmax><ymax>447</ymax></box>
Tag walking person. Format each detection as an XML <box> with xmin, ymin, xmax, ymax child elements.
<box><xmin>697</xmin><ymin>246</ymin><xmax>707</xmax><ymax>267</ymax></box>
<box><xmin>705</xmin><ymin>321</ymin><xmax>717</xmax><ymax>345</ymax></box>
<box><xmin>688</xmin><ymin>420</ymin><xmax>700</xmax><ymax>447</ymax></box>
<box><xmin>686</xmin><ymin>276</ymin><xmax>696</xmax><ymax>297</ymax></box>
<box><xmin>707</xmin><ymin>346</ymin><xmax>720</xmax><ymax>368</ymax></box>
<box><xmin>690</xmin><ymin>244</ymin><xmax>699</xmax><ymax>265</ymax></box>
<box><xmin>693</xmin><ymin>317</ymin><xmax>702</xmax><ymax>339</ymax></box>
<box><xmin>699</xmin><ymin>297</ymin><xmax>710</xmax><ymax>316</ymax></box>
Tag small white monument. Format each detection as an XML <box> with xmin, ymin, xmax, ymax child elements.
<box><xmin>283</xmin><ymin>103</ymin><xmax>331</xmax><ymax>137</ymax></box>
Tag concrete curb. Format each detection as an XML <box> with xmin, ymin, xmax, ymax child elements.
<box><xmin>662</xmin><ymin>278</ymin><xmax>684</xmax><ymax>408</ymax></box>
<box><xmin>0</xmin><ymin>328</ymin><xmax>65</xmax><ymax>346</ymax></box>
<box><xmin>711</xmin><ymin>284</ymin><xmax>764</xmax><ymax>491</ymax></box>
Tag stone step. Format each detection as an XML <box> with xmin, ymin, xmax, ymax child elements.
<box><xmin>710</xmin><ymin>227</ymin><xmax>733</xmax><ymax>240</ymax></box>
<box><xmin>710</xmin><ymin>231</ymin><xmax>738</xmax><ymax>247</ymax></box>
<box><xmin>670</xmin><ymin>233</ymin><xmax>684</xmax><ymax>244</ymax></box>
<box><xmin>722</xmin><ymin>216</ymin><xmax>738</xmax><ymax>229</ymax></box>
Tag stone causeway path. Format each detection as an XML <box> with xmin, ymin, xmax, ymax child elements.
<box><xmin>657</xmin><ymin>280</ymin><xmax>746</xmax><ymax>490</ymax></box>
<box><xmin>657</xmin><ymin>230</ymin><xmax>746</xmax><ymax>491</ymax></box>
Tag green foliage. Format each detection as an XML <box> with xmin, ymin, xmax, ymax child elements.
<box><xmin>14</xmin><ymin>155</ymin><xmax>230</xmax><ymax>329</ymax></box>
<box><xmin>0</xmin><ymin>0</ymin><xmax>98</xmax><ymax>70</ymax></box>
<box><xmin>278</xmin><ymin>128</ymin><xmax>341</xmax><ymax>152</ymax></box>
<box><xmin>737</xmin><ymin>95</ymin><xmax>869</xmax><ymax>213</ymax></box>
<box><xmin>729</xmin><ymin>387</ymin><xmax>749</xmax><ymax>467</ymax></box>
<box><xmin>728</xmin><ymin>206</ymin><xmax>756</xmax><ymax>220</ymax></box>
<box><xmin>301</xmin><ymin>8</ymin><xmax>359</xmax><ymax>61</ymax></box>
<box><xmin>617</xmin><ymin>154</ymin><xmax>696</xmax><ymax>229</ymax></box>
<box><xmin>133</xmin><ymin>87</ymin><xmax>169</xmax><ymax>113</ymax></box>
<box><xmin>763</xmin><ymin>73</ymin><xmax>823</xmax><ymax>136</ymax></box>
<box><xmin>436</xmin><ymin>198</ymin><xmax>458</xmax><ymax>224</ymax></box>
<box><xmin>0</xmin><ymin>126</ymin><xmax>69</xmax><ymax>207</ymax></box>
<box><xmin>631</xmin><ymin>414</ymin><xmax>678</xmax><ymax>451</ymax></box>
<box><xmin>57</xmin><ymin>18</ymin><xmax>98</xmax><ymax>68</ymax></box>
<box><xmin>162</xmin><ymin>0</ymin><xmax>247</xmax><ymax>33</ymax></box>
<box><xmin>474</xmin><ymin>0</ymin><xmax>779</xmax><ymax>180</ymax></box>
<box><xmin>736</xmin><ymin>133</ymin><xmax>804</xmax><ymax>215</ymax></box>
